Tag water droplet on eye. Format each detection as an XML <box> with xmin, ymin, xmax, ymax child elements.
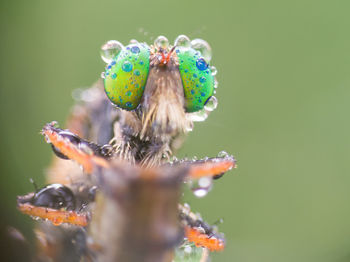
<box><xmin>196</xmin><ymin>58</ymin><xmax>208</xmax><ymax>71</ymax></box>
<box><xmin>174</xmin><ymin>34</ymin><xmax>191</xmax><ymax>48</ymax></box>
<box><xmin>130</xmin><ymin>45</ymin><xmax>140</xmax><ymax>54</ymax></box>
<box><xmin>129</xmin><ymin>39</ymin><xmax>138</xmax><ymax>44</ymax></box>
<box><xmin>154</xmin><ymin>35</ymin><xmax>169</xmax><ymax>49</ymax></box>
<box><xmin>210</xmin><ymin>66</ymin><xmax>217</xmax><ymax>76</ymax></box>
<box><xmin>122</xmin><ymin>61</ymin><xmax>133</xmax><ymax>72</ymax></box>
<box><xmin>187</xmin><ymin>109</ymin><xmax>208</xmax><ymax>122</ymax></box>
<box><xmin>214</xmin><ymin>79</ymin><xmax>219</xmax><ymax>89</ymax></box>
<box><xmin>191</xmin><ymin>39</ymin><xmax>212</xmax><ymax>62</ymax></box>
<box><xmin>204</xmin><ymin>96</ymin><xmax>218</xmax><ymax>111</ymax></box>
<box><xmin>199</xmin><ymin>76</ymin><xmax>206</xmax><ymax>83</ymax></box>
<box><xmin>190</xmin><ymin>176</ymin><xmax>213</xmax><ymax>198</ymax></box>
<box><xmin>100</xmin><ymin>40</ymin><xmax>124</xmax><ymax>63</ymax></box>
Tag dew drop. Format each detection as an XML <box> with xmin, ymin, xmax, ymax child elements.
<box><xmin>214</xmin><ymin>79</ymin><xmax>219</xmax><ymax>89</ymax></box>
<box><xmin>199</xmin><ymin>76</ymin><xmax>206</xmax><ymax>83</ymax></box>
<box><xmin>154</xmin><ymin>35</ymin><xmax>169</xmax><ymax>49</ymax></box>
<box><xmin>100</xmin><ymin>72</ymin><xmax>105</xmax><ymax>79</ymax></box>
<box><xmin>133</xmin><ymin>69</ymin><xmax>140</xmax><ymax>76</ymax></box>
<box><xmin>174</xmin><ymin>34</ymin><xmax>191</xmax><ymax>48</ymax></box>
<box><xmin>204</xmin><ymin>96</ymin><xmax>218</xmax><ymax>111</ymax></box>
<box><xmin>100</xmin><ymin>40</ymin><xmax>124</xmax><ymax>63</ymax></box>
<box><xmin>184</xmin><ymin>246</ymin><xmax>192</xmax><ymax>254</ymax></box>
<box><xmin>210</xmin><ymin>66</ymin><xmax>217</xmax><ymax>76</ymax></box>
<box><xmin>129</xmin><ymin>39</ymin><xmax>138</xmax><ymax>44</ymax></box>
<box><xmin>187</xmin><ymin>109</ymin><xmax>208</xmax><ymax>122</ymax></box>
<box><xmin>111</xmin><ymin>73</ymin><xmax>117</xmax><ymax>79</ymax></box>
<box><xmin>191</xmin><ymin>39</ymin><xmax>212</xmax><ymax>62</ymax></box>
<box><xmin>185</xmin><ymin>122</ymin><xmax>194</xmax><ymax>132</ymax></box>
<box><xmin>122</xmin><ymin>61</ymin><xmax>133</xmax><ymax>72</ymax></box>
<box><xmin>130</xmin><ymin>45</ymin><xmax>140</xmax><ymax>54</ymax></box>
<box><xmin>169</xmin><ymin>155</ymin><xmax>178</xmax><ymax>164</ymax></box>
<box><xmin>196</xmin><ymin>58</ymin><xmax>208</xmax><ymax>71</ymax></box>
<box><xmin>191</xmin><ymin>176</ymin><xmax>213</xmax><ymax>198</ymax></box>
<box><xmin>217</xmin><ymin>151</ymin><xmax>229</xmax><ymax>158</ymax></box>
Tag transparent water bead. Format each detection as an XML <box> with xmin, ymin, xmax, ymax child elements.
<box><xmin>210</xmin><ymin>66</ymin><xmax>217</xmax><ymax>76</ymax></box>
<box><xmin>217</xmin><ymin>151</ymin><xmax>229</xmax><ymax>158</ymax></box>
<box><xmin>190</xmin><ymin>176</ymin><xmax>213</xmax><ymax>198</ymax></box>
<box><xmin>190</xmin><ymin>39</ymin><xmax>212</xmax><ymax>62</ymax></box>
<box><xmin>214</xmin><ymin>79</ymin><xmax>219</xmax><ymax>89</ymax></box>
<box><xmin>174</xmin><ymin>34</ymin><xmax>191</xmax><ymax>48</ymax></box>
<box><xmin>100</xmin><ymin>40</ymin><xmax>124</xmax><ymax>63</ymax></box>
<box><xmin>154</xmin><ymin>35</ymin><xmax>169</xmax><ymax>49</ymax></box>
<box><xmin>186</xmin><ymin>109</ymin><xmax>208</xmax><ymax>122</ymax></box>
<box><xmin>129</xmin><ymin>39</ymin><xmax>138</xmax><ymax>44</ymax></box>
<box><xmin>204</xmin><ymin>96</ymin><xmax>218</xmax><ymax>111</ymax></box>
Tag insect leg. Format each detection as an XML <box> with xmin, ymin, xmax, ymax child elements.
<box><xmin>42</xmin><ymin>122</ymin><xmax>110</xmax><ymax>173</ymax></box>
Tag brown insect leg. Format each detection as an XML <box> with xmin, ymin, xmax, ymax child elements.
<box><xmin>17</xmin><ymin>203</ymin><xmax>89</xmax><ymax>227</ymax></box>
<box><xmin>42</xmin><ymin>122</ymin><xmax>109</xmax><ymax>173</ymax></box>
<box><xmin>185</xmin><ymin>227</ymin><xmax>225</xmax><ymax>252</ymax></box>
<box><xmin>187</xmin><ymin>156</ymin><xmax>236</xmax><ymax>179</ymax></box>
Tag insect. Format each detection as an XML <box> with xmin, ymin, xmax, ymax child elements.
<box><xmin>17</xmin><ymin>35</ymin><xmax>236</xmax><ymax>261</ymax></box>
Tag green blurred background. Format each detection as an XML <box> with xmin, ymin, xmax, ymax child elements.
<box><xmin>1</xmin><ymin>0</ymin><xmax>350</xmax><ymax>261</ymax></box>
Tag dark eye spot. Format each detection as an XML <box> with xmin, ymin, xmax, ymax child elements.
<box><xmin>31</xmin><ymin>184</ymin><xmax>76</xmax><ymax>211</ymax></box>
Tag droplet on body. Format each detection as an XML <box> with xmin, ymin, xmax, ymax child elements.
<box><xmin>214</xmin><ymin>79</ymin><xmax>219</xmax><ymax>89</ymax></box>
<box><xmin>100</xmin><ymin>40</ymin><xmax>124</xmax><ymax>63</ymax></box>
<box><xmin>210</xmin><ymin>66</ymin><xmax>217</xmax><ymax>76</ymax></box>
<box><xmin>154</xmin><ymin>35</ymin><xmax>169</xmax><ymax>49</ymax></box>
<box><xmin>187</xmin><ymin>109</ymin><xmax>208</xmax><ymax>122</ymax></box>
<box><xmin>129</xmin><ymin>39</ymin><xmax>139</xmax><ymax>44</ymax></box>
<box><xmin>190</xmin><ymin>176</ymin><xmax>213</xmax><ymax>198</ymax></box>
<box><xmin>122</xmin><ymin>61</ymin><xmax>133</xmax><ymax>72</ymax></box>
<box><xmin>184</xmin><ymin>245</ymin><xmax>192</xmax><ymax>254</ymax></box>
<box><xmin>130</xmin><ymin>45</ymin><xmax>140</xmax><ymax>54</ymax></box>
<box><xmin>191</xmin><ymin>39</ymin><xmax>212</xmax><ymax>62</ymax></box>
<box><xmin>196</xmin><ymin>58</ymin><xmax>208</xmax><ymax>71</ymax></box>
<box><xmin>204</xmin><ymin>96</ymin><xmax>218</xmax><ymax>111</ymax></box>
<box><xmin>174</xmin><ymin>34</ymin><xmax>191</xmax><ymax>48</ymax></box>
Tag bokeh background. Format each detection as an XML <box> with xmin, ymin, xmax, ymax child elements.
<box><xmin>1</xmin><ymin>0</ymin><xmax>350</xmax><ymax>261</ymax></box>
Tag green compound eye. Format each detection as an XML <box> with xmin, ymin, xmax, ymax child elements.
<box><xmin>104</xmin><ymin>43</ymin><xmax>150</xmax><ymax>110</ymax></box>
<box><xmin>175</xmin><ymin>47</ymin><xmax>215</xmax><ymax>113</ymax></box>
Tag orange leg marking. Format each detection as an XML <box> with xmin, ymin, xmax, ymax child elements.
<box><xmin>18</xmin><ymin>203</ymin><xmax>88</xmax><ymax>227</ymax></box>
<box><xmin>188</xmin><ymin>158</ymin><xmax>236</xmax><ymax>180</ymax></box>
<box><xmin>42</xmin><ymin>124</ymin><xmax>109</xmax><ymax>173</ymax></box>
<box><xmin>185</xmin><ymin>227</ymin><xmax>225</xmax><ymax>252</ymax></box>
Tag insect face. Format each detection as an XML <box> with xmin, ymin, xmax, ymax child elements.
<box><xmin>103</xmin><ymin>36</ymin><xmax>216</xmax><ymax>114</ymax></box>
<box><xmin>101</xmin><ymin>35</ymin><xmax>218</xmax><ymax>149</ymax></box>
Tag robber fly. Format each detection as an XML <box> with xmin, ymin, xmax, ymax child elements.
<box><xmin>17</xmin><ymin>35</ymin><xmax>236</xmax><ymax>262</ymax></box>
